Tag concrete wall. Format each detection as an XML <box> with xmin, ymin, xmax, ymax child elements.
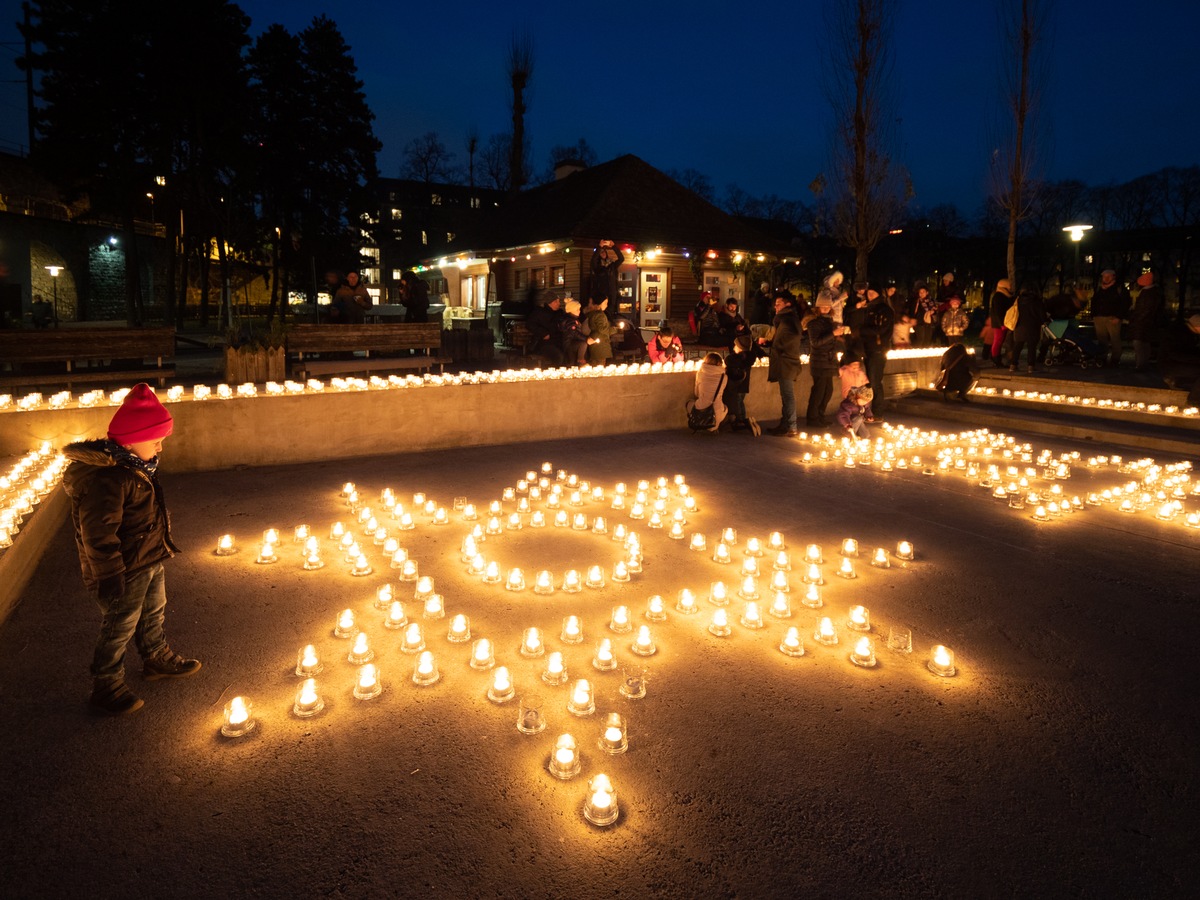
<box><xmin>0</xmin><ymin>357</ymin><xmax>940</xmax><ymax>473</ymax></box>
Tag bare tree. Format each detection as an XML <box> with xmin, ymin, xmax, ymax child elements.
<box><xmin>667</xmin><ymin>168</ymin><xmax>715</xmax><ymax>203</ymax></box>
<box><xmin>464</xmin><ymin>127</ymin><xmax>479</xmax><ymax>188</ymax></box>
<box><xmin>401</xmin><ymin>131</ymin><xmax>456</xmax><ymax>183</ymax></box>
<box><xmin>989</xmin><ymin>0</ymin><xmax>1052</xmax><ymax>286</ymax></box>
<box><xmin>814</xmin><ymin>0</ymin><xmax>909</xmax><ymax>282</ymax></box>
<box><xmin>507</xmin><ymin>32</ymin><xmax>534</xmax><ymax>192</ymax></box>
<box><xmin>480</xmin><ymin>133</ymin><xmax>511</xmax><ymax>190</ymax></box>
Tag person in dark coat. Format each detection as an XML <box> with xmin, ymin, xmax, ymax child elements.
<box><xmin>589</xmin><ymin>240</ymin><xmax>624</xmax><ymax>322</ymax></box>
<box><xmin>1089</xmin><ymin>269</ymin><xmax>1131</xmax><ymax>367</ymax></box>
<box><xmin>860</xmin><ymin>290</ymin><xmax>895</xmax><ymax>408</ymax></box>
<box><xmin>1160</xmin><ymin>314</ymin><xmax>1200</xmax><ymax>406</ymax></box>
<box><xmin>62</xmin><ymin>384</ymin><xmax>201</xmax><ymax>716</ymax></box>
<box><xmin>584</xmin><ymin>298</ymin><xmax>613</xmax><ymax>365</ymax></box>
<box><xmin>1009</xmin><ymin>283</ymin><xmax>1046</xmax><ymax>373</ymax></box>
<box><xmin>1130</xmin><ymin>272</ymin><xmax>1163</xmax><ymax>372</ymax></box>
<box><xmin>938</xmin><ymin>342</ymin><xmax>980</xmax><ymax>402</ymax></box>
<box><xmin>988</xmin><ymin>279</ymin><xmax>1015</xmax><ymax>367</ymax></box>
<box><xmin>398</xmin><ymin>270</ymin><xmax>430</xmax><ymax>323</ymax></box>
<box><xmin>525</xmin><ymin>296</ymin><xmax>565</xmax><ymax>365</ymax></box>
<box><xmin>749</xmin><ymin>282</ymin><xmax>773</xmax><ymax>326</ymax></box>
<box><xmin>722</xmin><ymin>334</ymin><xmax>766</xmax><ymax>434</ymax></box>
<box><xmin>763</xmin><ymin>294</ymin><xmax>804</xmax><ymax>436</ymax></box>
<box><xmin>334</xmin><ymin>271</ymin><xmax>372</xmax><ymax>324</ymax></box>
<box><xmin>803</xmin><ymin>290</ymin><xmax>845</xmax><ymax>428</ymax></box>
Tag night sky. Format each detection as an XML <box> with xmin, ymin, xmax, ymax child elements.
<box><xmin>1</xmin><ymin>0</ymin><xmax>1197</xmax><ymax>215</ymax></box>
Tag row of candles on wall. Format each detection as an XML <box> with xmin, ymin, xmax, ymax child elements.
<box><xmin>0</xmin><ymin>443</ymin><xmax>65</xmax><ymax>555</ymax></box>
<box><xmin>971</xmin><ymin>386</ymin><xmax>1199</xmax><ymax>419</ymax></box>
<box><xmin>1</xmin><ymin>349</ymin><xmax>962</xmax><ymax>413</ymax></box>
<box><xmin>212</xmin><ymin>463</ymin><xmax>960</xmax><ymax>829</ymax></box>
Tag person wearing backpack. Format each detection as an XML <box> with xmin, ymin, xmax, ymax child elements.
<box><xmin>989</xmin><ymin>279</ymin><xmax>1015</xmax><ymax>367</ymax></box>
<box><xmin>690</xmin><ymin>352</ymin><xmax>728</xmax><ymax>433</ymax></box>
<box><xmin>1008</xmin><ymin>283</ymin><xmax>1045</xmax><ymax>373</ymax></box>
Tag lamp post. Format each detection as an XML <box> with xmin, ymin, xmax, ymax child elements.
<box><xmin>1062</xmin><ymin>224</ymin><xmax>1092</xmax><ymax>283</ymax></box>
<box><xmin>44</xmin><ymin>265</ymin><xmax>60</xmax><ymax>327</ymax></box>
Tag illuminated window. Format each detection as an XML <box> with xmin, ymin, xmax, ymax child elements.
<box><xmin>391</xmin><ymin>208</ymin><xmax>402</xmax><ymax>220</ymax></box>
<box><xmin>447</xmin><ymin>232</ymin><xmax>455</xmax><ymax>243</ymax></box>
<box><xmin>552</xmin><ymin>266</ymin><xmax>565</xmax><ymax>287</ymax></box>
<box><xmin>431</xmin><ymin>194</ymin><xmax>442</xmax><ymax>206</ymax></box>
<box><xmin>392</xmin><ymin>269</ymin><xmax>403</xmax><ymax>281</ymax></box>
<box><xmin>533</xmin><ymin>268</ymin><xmax>547</xmax><ymax>289</ymax></box>
<box><xmin>421</xmin><ymin>230</ymin><xmax>428</xmax><ymax>245</ymax></box>
<box><xmin>470</xmin><ymin>197</ymin><xmax>480</xmax><ymax>209</ymax></box>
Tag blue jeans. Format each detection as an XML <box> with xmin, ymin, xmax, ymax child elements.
<box><xmin>91</xmin><ymin>563</ymin><xmax>168</xmax><ymax>681</ymax></box>
<box><xmin>727</xmin><ymin>392</ymin><xmax>747</xmax><ymax>421</ymax></box>
<box><xmin>778</xmin><ymin>377</ymin><xmax>797</xmax><ymax>430</ymax></box>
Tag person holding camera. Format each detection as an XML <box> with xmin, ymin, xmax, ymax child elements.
<box><xmin>590</xmin><ymin>239</ymin><xmax>624</xmax><ymax>324</ymax></box>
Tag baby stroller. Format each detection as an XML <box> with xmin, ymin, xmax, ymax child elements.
<box><xmin>1041</xmin><ymin>319</ymin><xmax>1104</xmax><ymax>369</ymax></box>
<box><xmin>611</xmin><ymin>315</ymin><xmax>647</xmax><ymax>362</ymax></box>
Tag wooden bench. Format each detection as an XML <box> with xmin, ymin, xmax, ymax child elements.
<box><xmin>0</xmin><ymin>327</ymin><xmax>176</xmax><ymax>389</ymax></box>
<box><xmin>287</xmin><ymin>323</ymin><xmax>452</xmax><ymax>379</ymax></box>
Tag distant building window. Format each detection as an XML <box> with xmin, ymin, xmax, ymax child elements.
<box><xmin>515</xmin><ymin>269</ymin><xmax>528</xmax><ymax>289</ymax></box>
<box><xmin>470</xmin><ymin>197</ymin><xmax>480</xmax><ymax>209</ymax></box>
<box><xmin>391</xmin><ymin>208</ymin><xmax>402</xmax><ymax>220</ymax></box>
<box><xmin>446</xmin><ymin>232</ymin><xmax>455</xmax><ymax>242</ymax></box>
<box><xmin>392</xmin><ymin>228</ymin><xmax>402</xmax><ymax>241</ymax></box>
<box><xmin>430</xmin><ymin>277</ymin><xmax>448</xmax><ymax>294</ymax></box>
<box><xmin>533</xmin><ymin>268</ymin><xmax>547</xmax><ymax>289</ymax></box>
<box><xmin>361</xmin><ymin>247</ymin><xmax>379</xmax><ymax>262</ymax></box>
<box><xmin>431</xmin><ymin>193</ymin><xmax>442</xmax><ymax>206</ymax></box>
<box><xmin>388</xmin><ymin>191</ymin><xmax>396</xmax><ymax>203</ymax></box>
<box><xmin>552</xmin><ymin>265</ymin><xmax>565</xmax><ymax>287</ymax></box>
<box><xmin>421</xmin><ymin>230</ymin><xmax>428</xmax><ymax>246</ymax></box>
<box><xmin>392</xmin><ymin>269</ymin><xmax>403</xmax><ymax>281</ymax></box>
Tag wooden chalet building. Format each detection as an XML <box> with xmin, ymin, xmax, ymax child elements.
<box><xmin>414</xmin><ymin>155</ymin><xmax>791</xmax><ymax>338</ymax></box>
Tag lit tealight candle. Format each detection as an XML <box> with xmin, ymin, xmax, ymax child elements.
<box><xmin>740</xmin><ymin>601</ymin><xmax>764</xmax><ymax>629</ymax></box>
<box><xmin>543</xmin><ymin>651</ymin><xmax>567</xmax><ymax>685</ymax></box>
<box><xmin>215</xmin><ymin>534</ymin><xmax>237</xmax><ymax>556</ymax></box>
<box><xmin>708</xmin><ymin>608</ymin><xmax>732</xmax><ymax>637</ymax></box>
<box><xmin>347</xmin><ymin>631</ymin><xmax>374</xmax><ymax>664</ymax></box>
<box><xmin>506</xmin><ymin>568</ymin><xmax>526</xmax><ymax>591</ymax></box>
<box><xmin>870</xmin><ymin>548</ymin><xmax>890</xmax><ymax>568</ymax></box>
<box><xmin>779</xmin><ymin>626</ymin><xmax>805</xmax><ymax>657</ymax></box>
<box><xmin>631</xmin><ymin>624</ymin><xmax>657</xmax><ymax>656</ymax></box>
<box><xmin>548</xmin><ymin>733</ymin><xmax>581</xmax><ymax>779</ymax></box>
<box><xmin>399</xmin><ymin>559</ymin><xmax>419</xmax><ymax>582</ymax></box>
<box><xmin>768</xmin><ymin>591</ymin><xmax>792</xmax><ymax>618</ymax></box>
<box><xmin>520</xmin><ymin>627</ymin><xmax>544</xmax><ymax>658</ymax></box>
<box><xmin>676</xmin><ymin>588</ymin><xmax>698</xmax><ymax>614</ymax></box>
<box><xmin>928</xmin><ymin>644</ymin><xmax>957</xmax><ymax>677</ymax></box>
<box><xmin>744</xmin><ymin>537</ymin><xmax>763</xmax><ymax>557</ymax></box>
<box><xmin>814</xmin><ymin>616</ymin><xmax>838</xmax><ymax>646</ymax></box>
<box><xmin>561</xmin><ymin>615</ymin><xmax>583</xmax><ymax>644</ymax></box>
<box><xmin>645</xmin><ymin>595</ymin><xmax>667</xmax><ymax>622</ymax></box>
<box><xmin>610</xmin><ymin>605</ymin><xmax>632</xmax><ymax>634</ymax></box>
<box><xmin>567</xmin><ymin>679</ymin><xmax>595</xmax><ymax>716</ymax></box>
<box><xmin>583</xmin><ymin>773</ymin><xmax>619</xmax><ymax>827</ymax></box>
<box><xmin>400</xmin><ymin>622</ymin><xmax>425</xmax><ymax>654</ymax></box>
<box><xmin>740</xmin><ymin>556</ymin><xmax>760</xmax><ymax>577</ymax></box>
<box><xmin>738</xmin><ymin>575</ymin><xmax>759</xmax><ymax>600</ymax></box>
<box><xmin>295</xmin><ymin>644</ymin><xmax>322</xmax><ymax>676</ymax></box>
<box><xmin>351</xmin><ymin>554</ymin><xmax>373</xmax><ymax>577</ymax></box>
<box><xmin>769</xmin><ymin>570</ymin><xmax>790</xmax><ymax>594</ymax></box>
<box><xmin>384</xmin><ymin>600</ymin><xmax>408</xmax><ymax>629</ymax></box>
<box><xmin>563</xmin><ymin>569</ymin><xmax>582</xmax><ymax>593</ymax></box>
<box><xmin>768</xmin><ymin>531</ymin><xmax>786</xmax><ymax>551</ymax></box>
<box><xmin>848</xmin><ymin>605</ymin><xmax>871</xmax><ymax>632</ymax></box>
<box><xmin>293</xmin><ymin>678</ymin><xmax>324</xmax><ymax>718</ymax></box>
<box><xmin>255</xmin><ymin>542</ymin><xmax>277</xmax><ymax>565</ymax></box>
<box><xmin>414</xmin><ymin>575</ymin><xmax>435</xmax><ymax>601</ymax></box>
<box><xmin>836</xmin><ymin>558</ymin><xmax>857</xmax><ymax>579</ymax></box>
<box><xmin>447</xmin><ymin>613</ymin><xmax>471</xmax><ymax>643</ymax></box>
<box><xmin>895</xmin><ymin>540</ymin><xmax>915</xmax><ymax>561</ymax></box>
<box><xmin>773</xmin><ymin>551</ymin><xmax>792</xmax><ymax>572</ymax></box>
<box><xmin>611</xmin><ymin>561</ymin><xmax>631</xmax><ymax>583</ymax></box>
<box><xmin>841</xmin><ymin>538</ymin><xmax>859</xmax><ymax>557</ymax></box>
<box><xmin>599</xmin><ymin>712</ymin><xmax>628</xmax><ymax>755</ymax></box>
<box><xmin>583</xmin><ymin>566</ymin><xmax>604</xmax><ymax>589</ymax></box>
<box><xmin>689</xmin><ymin>533</ymin><xmax>707</xmax><ymax>552</ymax></box>
<box><xmin>221</xmin><ymin>696</ymin><xmax>255</xmax><ymax>737</ymax></box>
<box><xmin>481</xmin><ymin>561</ymin><xmax>502</xmax><ymax>585</ymax></box>
<box><xmin>470</xmin><ymin>638</ymin><xmax>495</xmax><ymax>670</ymax></box>
<box><xmin>850</xmin><ymin>636</ymin><xmax>876</xmax><ymax>668</ymax></box>
<box><xmin>412</xmin><ymin>651</ymin><xmax>440</xmax><ymax>686</ymax></box>
<box><xmin>334</xmin><ymin>608</ymin><xmax>356</xmax><ymax>638</ymax></box>
<box><xmin>592</xmin><ymin>638</ymin><xmax>616</xmax><ymax>671</ymax></box>
<box><xmin>488</xmin><ymin>666</ymin><xmax>515</xmax><ymax>703</ymax></box>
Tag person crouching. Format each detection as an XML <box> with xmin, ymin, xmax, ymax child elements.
<box><xmin>836</xmin><ymin>385</ymin><xmax>875</xmax><ymax>439</ymax></box>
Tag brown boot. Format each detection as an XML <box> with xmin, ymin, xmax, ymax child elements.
<box><xmin>143</xmin><ymin>649</ymin><xmax>202</xmax><ymax>681</ymax></box>
<box><xmin>90</xmin><ymin>679</ymin><xmax>144</xmax><ymax>716</ymax></box>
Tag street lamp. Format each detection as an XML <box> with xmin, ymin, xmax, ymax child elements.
<box><xmin>45</xmin><ymin>265</ymin><xmax>61</xmax><ymax>327</ymax></box>
<box><xmin>1063</xmin><ymin>224</ymin><xmax>1092</xmax><ymax>283</ymax></box>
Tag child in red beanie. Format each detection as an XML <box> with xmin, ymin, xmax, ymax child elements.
<box><xmin>63</xmin><ymin>383</ymin><xmax>200</xmax><ymax>715</ymax></box>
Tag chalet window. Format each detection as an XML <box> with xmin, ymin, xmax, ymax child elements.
<box><xmin>391</xmin><ymin>269</ymin><xmax>403</xmax><ymax>281</ymax></box>
<box><xmin>421</xmin><ymin>230</ymin><xmax>428</xmax><ymax>245</ymax></box>
<box><xmin>552</xmin><ymin>266</ymin><xmax>565</xmax><ymax>287</ymax></box>
<box><xmin>533</xmin><ymin>268</ymin><xmax>547</xmax><ymax>289</ymax></box>
<box><xmin>515</xmin><ymin>269</ymin><xmax>528</xmax><ymax>289</ymax></box>
<box><xmin>431</xmin><ymin>193</ymin><xmax>442</xmax><ymax>206</ymax></box>
<box><xmin>470</xmin><ymin>197</ymin><xmax>480</xmax><ymax>209</ymax></box>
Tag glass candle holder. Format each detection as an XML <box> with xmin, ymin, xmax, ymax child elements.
<box><xmin>928</xmin><ymin>644</ymin><xmax>957</xmax><ymax>677</ymax></box>
<box><xmin>334</xmin><ymin>608</ymin><xmax>356</xmax><ymax>638</ymax></box>
<box><xmin>870</xmin><ymin>548</ymin><xmax>890</xmax><ymax>568</ymax></box>
<box><xmin>804</xmin><ymin>543</ymin><xmax>823</xmax><ymax>565</ymax></box>
<box><xmin>422</xmin><ymin>594</ymin><xmax>445</xmax><ymax>620</ymax></box>
<box><xmin>609</xmin><ymin>605</ymin><xmax>632</xmax><ymax>634</ymax></box>
<box><xmin>689</xmin><ymin>533</ymin><xmax>706</xmax><ymax>552</ymax></box>
<box><xmin>412</xmin><ymin>651</ymin><xmax>439</xmax><ymax>686</ymax></box>
<box><xmin>400</xmin><ymin>622</ymin><xmax>425</xmax><ymax>654</ymax></box>
<box><xmin>886</xmin><ymin>626</ymin><xmax>913</xmax><ymax>654</ymax></box>
<box><xmin>567</xmin><ymin>679</ymin><xmax>595</xmax><ymax>716</ymax></box>
<box><xmin>347</xmin><ymin>632</ymin><xmax>374</xmax><ymax>664</ymax></box>
<box><xmin>255</xmin><ymin>542</ymin><xmax>277</xmax><ymax>565</ymax></box>
<box><xmin>708</xmin><ymin>582</ymin><xmax>729</xmax><ymax>607</ymax></box>
<box><xmin>583</xmin><ymin>773</ymin><xmax>619</xmax><ymax>827</ymax></box>
<box><xmin>553</xmin><ymin>510</ymin><xmax>569</xmax><ymax>528</ymax></box>
<box><xmin>620</xmin><ymin>667</ymin><xmax>648</xmax><ymax>699</ymax></box>
<box><xmin>708</xmin><ymin>608</ymin><xmax>732</xmax><ymax>637</ymax></box>
<box><xmin>561</xmin><ymin>615</ymin><xmax>584</xmax><ymax>644</ymax></box>
<box><xmin>296</xmin><ymin>644</ymin><xmax>322</xmax><ymax>676</ymax></box>
<box><xmin>585</xmin><ymin>566</ymin><xmax>606</xmax><ymax>589</ymax></box>
<box><xmin>767</xmin><ymin>531</ymin><xmax>786</xmax><ymax>552</ymax></box>
<box><xmin>488</xmin><ymin>666</ymin><xmax>516</xmax><ymax>703</ymax></box>
<box><xmin>740</xmin><ymin>601</ymin><xmax>764</xmax><ymax>629</ymax></box>
<box><xmin>542</xmin><ymin>651</ymin><xmax>567</xmax><ymax>685</ymax></box>
<box><xmin>738</xmin><ymin>575</ymin><xmax>759</xmax><ymax>600</ymax></box>
<box><xmin>668</xmin><ymin>522</ymin><xmax>685</xmax><ymax>540</ymax></box>
<box><xmin>505</xmin><ymin>568</ymin><xmax>526</xmax><ymax>591</ymax></box>
<box><xmin>562</xmin><ymin>570</ymin><xmax>582</xmax><ymax>593</ymax></box>
<box><xmin>221</xmin><ymin>696</ymin><xmax>255</xmax><ymax>737</ymax></box>
<box><xmin>803</xmin><ymin>563</ymin><xmax>823</xmax><ymax>586</ymax></box>
<box><xmin>769</xmin><ymin>570</ymin><xmax>790</xmax><ymax>594</ymax></box>
<box><xmin>841</xmin><ymin>538</ymin><xmax>859</xmax><ymax>557</ymax></box>
<box><xmin>744</xmin><ymin>536</ymin><xmax>763</xmax><ymax>557</ymax></box>
<box><xmin>848</xmin><ymin>605</ymin><xmax>871</xmax><ymax>632</ymax></box>
<box><xmin>894</xmin><ymin>540</ymin><xmax>915</xmax><ymax>561</ymax></box>
<box><xmin>645</xmin><ymin>595</ymin><xmax>667</xmax><ymax>623</ymax></box>
<box><xmin>592</xmin><ymin>638</ymin><xmax>617</xmax><ymax>671</ymax></box>
<box><xmin>631</xmin><ymin>625</ymin><xmax>657</xmax><ymax>656</ymax></box>
<box><xmin>572</xmin><ymin>512</ymin><xmax>588</xmax><ymax>531</ymax></box>
<box><xmin>611</xmin><ymin>523</ymin><xmax>628</xmax><ymax>542</ymax></box>
<box><xmin>462</xmin><ymin>503</ymin><xmax>478</xmax><ymax>521</ymax></box>
<box><xmin>801</xmin><ymin>584</ymin><xmax>822</xmax><ymax>608</ymax></box>
<box><xmin>354</xmin><ymin>663</ymin><xmax>383</xmax><ymax>699</ymax></box>
<box><xmin>399</xmin><ymin>559</ymin><xmax>419</xmax><ymax>582</ymax></box>
<box><xmin>599</xmin><ymin>712</ymin><xmax>628</xmax><ymax>755</ymax></box>
<box><xmin>293</xmin><ymin>678</ymin><xmax>324</xmax><ymax>718</ymax></box>
<box><xmin>482</xmin><ymin>562</ymin><xmax>502</xmax><ymax>585</ymax></box>
<box><xmin>779</xmin><ymin>626</ymin><xmax>805</xmax><ymax>657</ymax></box>
<box><xmin>836</xmin><ymin>558</ymin><xmax>857</xmax><ymax>579</ymax></box>
<box><xmin>215</xmin><ymin>534</ymin><xmax>237</xmax><ymax>556</ymax></box>
<box><xmin>850</xmin><ymin>636</ymin><xmax>876</xmax><ymax>668</ymax></box>
<box><xmin>767</xmin><ymin>591</ymin><xmax>792</xmax><ymax>619</ymax></box>
<box><xmin>676</xmin><ymin>589</ymin><xmax>698</xmax><ymax>614</ymax></box>
<box><xmin>773</xmin><ymin>551</ymin><xmax>792</xmax><ymax>572</ymax></box>
<box><xmin>375</xmin><ymin>583</ymin><xmax>395</xmax><ymax>610</ymax></box>
<box><xmin>611</xmin><ymin>561</ymin><xmax>631</xmax><ymax>583</ymax></box>
<box><xmin>548</xmin><ymin>733</ymin><xmax>581</xmax><ymax>779</ymax></box>
<box><xmin>712</xmin><ymin>542</ymin><xmax>731</xmax><ymax>564</ymax></box>
<box><xmin>623</xmin><ymin>553</ymin><xmax>642</xmax><ymax>574</ymax></box>
<box><xmin>391</xmin><ymin>548</ymin><xmax>410</xmax><ymax>569</ymax></box>
<box><xmin>814</xmin><ymin>616</ymin><xmax>838</xmax><ymax>646</ymax></box>
<box><xmin>447</xmin><ymin>613</ymin><xmax>471</xmax><ymax>643</ymax></box>
<box><xmin>467</xmin><ymin>554</ymin><xmax>486</xmax><ymax>577</ymax></box>
<box><xmin>350</xmin><ymin>554</ymin><xmax>373</xmax><ymax>577</ymax></box>
<box><xmin>470</xmin><ymin>638</ymin><xmax>495</xmax><ymax>670</ymax></box>
<box><xmin>592</xmin><ymin>515</ymin><xmax>608</xmax><ymax>535</ymax></box>
<box><xmin>517</xmin><ymin>694</ymin><xmax>546</xmax><ymax>735</ymax></box>
<box><xmin>520</xmin><ymin>627</ymin><xmax>544</xmax><ymax>658</ymax></box>
<box><xmin>384</xmin><ymin>600</ymin><xmax>408</xmax><ymax>630</ymax></box>
<box><xmin>740</xmin><ymin>556</ymin><xmax>760</xmax><ymax>577</ymax></box>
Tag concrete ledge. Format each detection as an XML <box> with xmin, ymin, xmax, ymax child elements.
<box><xmin>0</xmin><ymin>486</ymin><xmax>68</xmax><ymax>624</ymax></box>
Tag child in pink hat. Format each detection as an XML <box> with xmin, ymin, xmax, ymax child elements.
<box><xmin>62</xmin><ymin>384</ymin><xmax>200</xmax><ymax>715</ymax></box>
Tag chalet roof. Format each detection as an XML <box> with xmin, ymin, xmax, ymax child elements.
<box><xmin>454</xmin><ymin>155</ymin><xmax>786</xmax><ymax>256</ymax></box>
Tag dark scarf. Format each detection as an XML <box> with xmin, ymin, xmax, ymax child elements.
<box><xmin>106</xmin><ymin>439</ymin><xmax>159</xmax><ymax>477</ymax></box>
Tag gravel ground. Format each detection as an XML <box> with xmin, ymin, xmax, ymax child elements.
<box><xmin>1</xmin><ymin>423</ymin><xmax>1197</xmax><ymax>899</ymax></box>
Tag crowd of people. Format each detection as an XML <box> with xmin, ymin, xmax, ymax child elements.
<box><xmin>323</xmin><ymin>268</ymin><xmax>430</xmax><ymax>324</ymax></box>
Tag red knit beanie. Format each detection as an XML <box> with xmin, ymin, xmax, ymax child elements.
<box><xmin>1136</xmin><ymin>272</ymin><xmax>1153</xmax><ymax>288</ymax></box>
<box><xmin>107</xmin><ymin>383</ymin><xmax>173</xmax><ymax>445</ymax></box>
